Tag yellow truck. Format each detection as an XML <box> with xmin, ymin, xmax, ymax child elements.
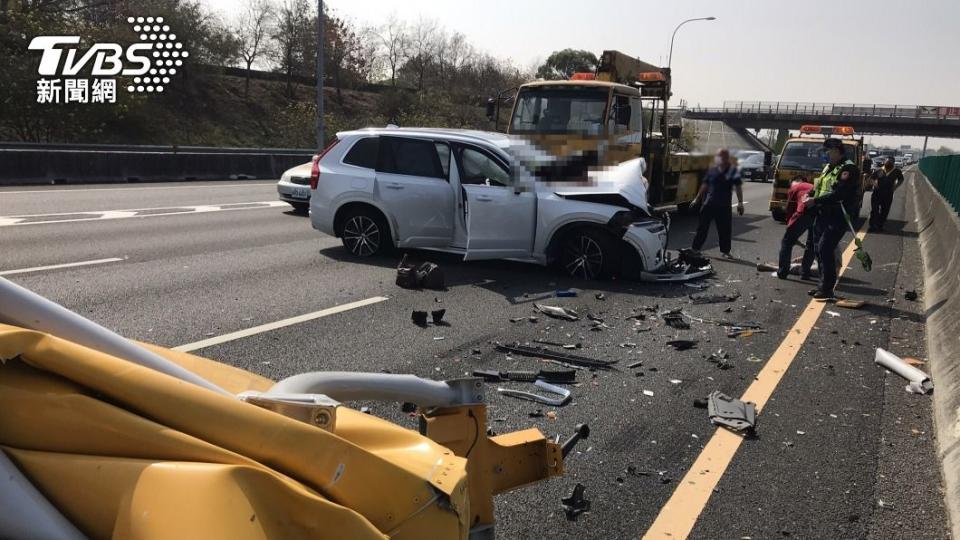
<box><xmin>487</xmin><ymin>50</ymin><xmax>711</xmax><ymax>210</ymax></box>
<box><xmin>769</xmin><ymin>125</ymin><xmax>868</xmax><ymax>221</ymax></box>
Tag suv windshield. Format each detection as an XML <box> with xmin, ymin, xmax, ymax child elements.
<box><xmin>510</xmin><ymin>87</ymin><xmax>609</xmax><ymax>135</ymax></box>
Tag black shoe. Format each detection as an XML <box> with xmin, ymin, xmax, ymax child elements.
<box><xmin>812</xmin><ymin>291</ymin><xmax>835</xmax><ymax>301</ymax></box>
<box><xmin>808</xmin><ymin>288</ymin><xmax>820</xmax><ymax>296</ymax></box>
<box><xmin>776</xmin><ymin>271</ymin><xmax>789</xmax><ymax>280</ymax></box>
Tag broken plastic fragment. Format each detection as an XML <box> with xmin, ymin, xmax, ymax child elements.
<box><xmin>534</xmin><ymin>303</ymin><xmax>579</xmax><ymax>321</ymax></box>
<box><xmin>706</xmin><ymin>391</ymin><xmax>757</xmax><ymax>433</ymax></box>
<box><xmin>561</xmin><ymin>483</ymin><xmax>591</xmax><ymax>521</ymax></box>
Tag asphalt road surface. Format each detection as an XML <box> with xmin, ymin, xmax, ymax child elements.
<box><xmin>0</xmin><ymin>177</ymin><xmax>949</xmax><ymax>539</ymax></box>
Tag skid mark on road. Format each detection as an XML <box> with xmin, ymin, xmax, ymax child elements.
<box><xmin>174</xmin><ymin>296</ymin><xmax>390</xmax><ymax>352</ymax></box>
<box><xmin>0</xmin><ymin>201</ymin><xmax>288</xmax><ymax>227</ymax></box>
<box><xmin>642</xmin><ymin>222</ymin><xmax>869</xmax><ymax>540</ymax></box>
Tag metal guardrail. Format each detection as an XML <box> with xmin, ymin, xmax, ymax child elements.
<box><xmin>919</xmin><ymin>155</ymin><xmax>960</xmax><ymax>214</ymax></box>
<box><xmin>687</xmin><ymin>101</ymin><xmax>960</xmax><ymax>120</ymax></box>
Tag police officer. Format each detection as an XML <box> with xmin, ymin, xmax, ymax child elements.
<box><xmin>868</xmin><ymin>156</ymin><xmax>905</xmax><ymax>232</ymax></box>
<box><xmin>803</xmin><ymin>138</ymin><xmax>861</xmax><ymax>300</ymax></box>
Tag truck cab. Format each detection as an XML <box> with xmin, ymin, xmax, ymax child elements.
<box><xmin>487</xmin><ymin>50</ymin><xmax>711</xmax><ymax>210</ymax></box>
<box><xmin>769</xmin><ymin>125</ymin><xmax>867</xmax><ymax>222</ymax></box>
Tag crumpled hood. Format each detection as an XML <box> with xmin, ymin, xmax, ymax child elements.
<box><xmin>553</xmin><ymin>158</ymin><xmax>649</xmax><ymax>209</ymax></box>
<box><xmin>503</xmin><ymin>138</ymin><xmax>649</xmax><ymax>209</ymax></box>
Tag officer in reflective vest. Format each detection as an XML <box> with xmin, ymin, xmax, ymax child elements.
<box><xmin>803</xmin><ymin>138</ymin><xmax>861</xmax><ymax>300</ymax></box>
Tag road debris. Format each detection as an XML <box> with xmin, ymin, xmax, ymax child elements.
<box><xmin>474</xmin><ymin>368</ymin><xmax>577</xmax><ymax>384</ymax></box>
<box><xmin>411</xmin><ymin>310</ymin><xmax>428</xmax><ymax>327</ymax></box>
<box><xmin>669</xmin><ymin>379</ymin><xmax>682</xmax><ymax>384</ymax></box>
<box><xmin>662</xmin><ymin>310</ymin><xmax>690</xmax><ymax>329</ymax></box>
<box><xmin>627</xmin><ymin>361</ymin><xmax>643</xmax><ymax>369</ymax></box>
<box><xmin>835</xmin><ymin>299</ymin><xmax>864</xmax><ymax>309</ymax></box>
<box><xmin>642</xmin><ymin>390</ymin><xmax>654</xmax><ymax>397</ymax></box>
<box><xmin>689</xmin><ymin>292</ymin><xmax>740</xmax><ymax>305</ymax></box>
<box><xmin>499</xmin><ymin>379</ymin><xmax>572</xmax><ymax>406</ymax></box>
<box><xmin>826</xmin><ymin>310</ymin><xmax>841</xmax><ymax>317</ymax></box>
<box><xmin>561</xmin><ymin>483</ymin><xmax>591</xmax><ymax>521</ymax></box>
<box><xmin>432</xmin><ymin>336</ymin><xmax>445</xmax><ymax>341</ymax></box>
<box><xmin>529</xmin><ymin>409</ymin><xmax>545</xmax><ymax>418</ymax></box>
<box><xmin>619</xmin><ymin>342</ymin><xmax>637</xmax><ymax>348</ymax></box>
<box><xmin>556</xmin><ymin>289</ymin><xmax>578</xmax><ymax>297</ymax></box>
<box><xmin>707</xmin><ymin>391</ymin><xmax>757</xmax><ymax>433</ymax></box>
<box><xmin>707</xmin><ymin>349</ymin><xmax>732</xmax><ymax>370</ymax></box>
<box><xmin>431</xmin><ymin>309</ymin><xmax>447</xmax><ymax>325</ymax></box>
<box><xmin>904</xmin><ymin>290</ymin><xmax>918</xmax><ymax>301</ymax></box>
<box><xmin>726</xmin><ymin>327</ymin><xmax>767</xmax><ymax>339</ymax></box>
<box><xmin>595</xmin><ymin>293</ymin><xmax>606</xmax><ymax>301</ymax></box>
<box><xmin>534</xmin><ymin>303</ymin><xmax>579</xmax><ymax>321</ymax></box>
<box><xmin>874</xmin><ymin>347</ymin><xmax>933</xmax><ymax>394</ymax></box>
<box><xmin>746</xmin><ymin>354</ymin><xmax>763</xmax><ymax>363</ymax></box>
<box><xmin>395</xmin><ymin>255</ymin><xmax>445</xmax><ymax>290</ymax></box>
<box><xmin>666</xmin><ymin>340</ymin><xmax>697</xmax><ymax>351</ymax></box>
<box><xmin>684</xmin><ymin>282</ymin><xmax>710</xmax><ymax>290</ymax></box>
<box><xmin>756</xmin><ymin>262</ymin><xmax>777</xmax><ymax>272</ymax></box>
<box><xmin>493</xmin><ymin>342</ymin><xmax>616</xmax><ymax>369</ymax></box>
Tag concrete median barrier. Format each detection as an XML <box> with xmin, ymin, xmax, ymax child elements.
<box><xmin>911</xmin><ymin>167</ymin><xmax>960</xmax><ymax>538</ymax></box>
<box><xmin>0</xmin><ymin>143</ymin><xmax>314</xmax><ymax>185</ymax></box>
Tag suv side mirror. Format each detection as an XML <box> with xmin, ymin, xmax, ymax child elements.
<box><xmin>485</xmin><ymin>99</ymin><xmax>496</xmax><ymax>121</ymax></box>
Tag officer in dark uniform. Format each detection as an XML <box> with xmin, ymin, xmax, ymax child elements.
<box><xmin>803</xmin><ymin>138</ymin><xmax>861</xmax><ymax>300</ymax></box>
<box><xmin>868</xmin><ymin>156</ymin><xmax>905</xmax><ymax>232</ymax></box>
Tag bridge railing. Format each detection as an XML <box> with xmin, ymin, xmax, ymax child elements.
<box><xmin>919</xmin><ymin>154</ymin><xmax>960</xmax><ymax>215</ymax></box>
<box><xmin>687</xmin><ymin>101</ymin><xmax>960</xmax><ymax>120</ymax></box>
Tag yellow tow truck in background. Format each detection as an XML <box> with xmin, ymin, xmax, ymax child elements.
<box><xmin>769</xmin><ymin>125</ymin><xmax>869</xmax><ymax>222</ymax></box>
<box><xmin>487</xmin><ymin>50</ymin><xmax>711</xmax><ymax>211</ymax></box>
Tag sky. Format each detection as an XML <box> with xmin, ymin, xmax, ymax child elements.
<box><xmin>203</xmin><ymin>0</ymin><xmax>960</xmax><ymax>150</ymax></box>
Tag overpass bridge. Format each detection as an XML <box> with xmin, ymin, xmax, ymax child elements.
<box><xmin>684</xmin><ymin>101</ymin><xmax>960</xmax><ymax>138</ymax></box>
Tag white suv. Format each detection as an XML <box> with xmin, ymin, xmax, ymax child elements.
<box><xmin>309</xmin><ymin>127</ymin><xmax>690</xmax><ymax>280</ymax></box>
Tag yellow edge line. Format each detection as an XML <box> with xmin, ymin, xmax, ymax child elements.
<box><xmin>642</xmin><ymin>223</ymin><xmax>868</xmax><ymax>540</ymax></box>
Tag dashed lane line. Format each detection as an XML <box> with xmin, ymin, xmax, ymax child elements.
<box><xmin>0</xmin><ymin>257</ymin><xmax>125</xmax><ymax>276</ymax></box>
<box><xmin>173</xmin><ymin>296</ymin><xmax>390</xmax><ymax>352</ymax></box>
<box><xmin>0</xmin><ymin>201</ymin><xmax>288</xmax><ymax>227</ymax></box>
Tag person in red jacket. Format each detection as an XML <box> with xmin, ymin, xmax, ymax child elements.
<box><xmin>777</xmin><ymin>177</ymin><xmax>816</xmax><ymax>279</ymax></box>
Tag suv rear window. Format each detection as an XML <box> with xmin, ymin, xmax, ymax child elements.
<box><xmin>378</xmin><ymin>136</ymin><xmax>446</xmax><ymax>179</ymax></box>
<box><xmin>343</xmin><ymin>137</ymin><xmax>379</xmax><ymax>169</ymax></box>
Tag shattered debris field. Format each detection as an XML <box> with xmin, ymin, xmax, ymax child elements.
<box><xmin>1</xmin><ymin>178</ymin><xmax>948</xmax><ymax>539</ymax></box>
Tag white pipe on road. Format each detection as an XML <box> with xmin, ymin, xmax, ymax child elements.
<box><xmin>267</xmin><ymin>372</ymin><xmax>474</xmax><ymax>407</ymax></box>
<box><xmin>0</xmin><ymin>276</ymin><xmax>227</xmax><ymax>395</ymax></box>
<box><xmin>875</xmin><ymin>347</ymin><xmax>934</xmax><ymax>394</ymax></box>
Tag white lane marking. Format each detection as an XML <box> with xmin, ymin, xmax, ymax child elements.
<box><xmin>0</xmin><ymin>201</ymin><xmax>288</xmax><ymax>227</ymax></box>
<box><xmin>173</xmin><ymin>296</ymin><xmax>390</xmax><ymax>352</ymax></box>
<box><xmin>0</xmin><ymin>182</ymin><xmax>277</xmax><ymax>194</ymax></box>
<box><xmin>0</xmin><ymin>257</ymin><xmax>124</xmax><ymax>276</ymax></box>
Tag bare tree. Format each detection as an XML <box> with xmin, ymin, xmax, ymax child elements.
<box><xmin>236</xmin><ymin>0</ymin><xmax>274</xmax><ymax>98</ymax></box>
<box><xmin>375</xmin><ymin>14</ymin><xmax>408</xmax><ymax>87</ymax></box>
<box><xmin>406</xmin><ymin>16</ymin><xmax>437</xmax><ymax>92</ymax></box>
<box><xmin>271</xmin><ymin>0</ymin><xmax>310</xmax><ymax>96</ymax></box>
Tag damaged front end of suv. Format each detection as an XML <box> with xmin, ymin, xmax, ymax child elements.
<box><xmin>546</xmin><ymin>156</ymin><xmax>713</xmax><ymax>282</ymax></box>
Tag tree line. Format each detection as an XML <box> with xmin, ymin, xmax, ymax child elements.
<box><xmin>0</xmin><ymin>0</ymin><xmax>552</xmax><ymax>144</ymax></box>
